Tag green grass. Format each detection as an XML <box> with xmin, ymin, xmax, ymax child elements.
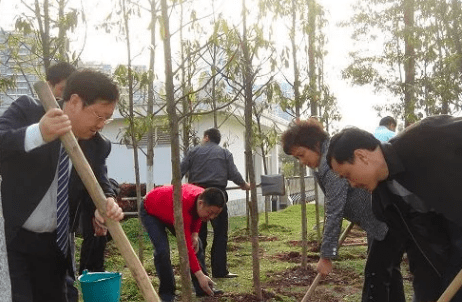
<box><xmin>75</xmin><ymin>204</ymin><xmax>412</xmax><ymax>301</ymax></box>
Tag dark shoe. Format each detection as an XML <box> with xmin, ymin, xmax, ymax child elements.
<box><xmin>160</xmin><ymin>294</ymin><xmax>177</xmax><ymax>302</ymax></box>
<box><xmin>196</xmin><ymin>288</ymin><xmax>224</xmax><ymax>297</ymax></box>
<box><xmin>213</xmin><ymin>272</ymin><xmax>238</xmax><ymax>278</ymax></box>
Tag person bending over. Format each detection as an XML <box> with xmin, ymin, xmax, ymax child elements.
<box><xmin>281</xmin><ymin>118</ymin><xmax>405</xmax><ymax>302</ymax></box>
<box><xmin>140</xmin><ymin>184</ymin><xmax>226</xmax><ymax>302</ymax></box>
<box><xmin>327</xmin><ymin>115</ymin><xmax>461</xmax><ymax>302</ymax></box>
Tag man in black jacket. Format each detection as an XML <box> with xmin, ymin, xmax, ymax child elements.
<box><xmin>327</xmin><ymin>115</ymin><xmax>461</xmax><ymax>302</ymax></box>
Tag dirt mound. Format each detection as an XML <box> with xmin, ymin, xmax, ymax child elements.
<box><xmin>201</xmin><ymin>289</ymin><xmax>279</xmax><ymax>301</ymax></box>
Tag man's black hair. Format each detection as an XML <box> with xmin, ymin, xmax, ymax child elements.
<box><xmin>46</xmin><ymin>62</ymin><xmax>76</xmax><ymax>86</ymax></box>
<box><xmin>199</xmin><ymin>187</ymin><xmax>226</xmax><ymax>208</ymax></box>
<box><xmin>204</xmin><ymin>128</ymin><xmax>221</xmax><ymax>144</ymax></box>
<box><xmin>379</xmin><ymin>116</ymin><xmax>397</xmax><ymax>127</ymax></box>
<box><xmin>62</xmin><ymin>69</ymin><xmax>119</xmax><ymax>106</ymax></box>
<box><xmin>327</xmin><ymin>127</ymin><xmax>380</xmax><ymax>168</ymax></box>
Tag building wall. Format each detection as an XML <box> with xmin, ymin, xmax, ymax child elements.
<box><xmin>100</xmin><ymin>112</ymin><xmax>285</xmax><ymax>203</ymax></box>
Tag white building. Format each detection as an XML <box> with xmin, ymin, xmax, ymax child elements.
<box><xmin>101</xmin><ymin>101</ymin><xmax>290</xmax><ymax>213</ymax></box>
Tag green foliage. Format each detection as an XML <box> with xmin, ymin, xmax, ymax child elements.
<box><xmin>279</xmin><ymin>153</ymin><xmax>297</xmax><ymax>177</ymax></box>
<box><xmin>0</xmin><ymin>76</ymin><xmax>16</xmax><ymax>92</ymax></box>
<box><xmin>0</xmin><ymin>1</ymin><xmax>79</xmax><ymax>99</ymax></box>
<box><xmin>342</xmin><ymin>0</ymin><xmax>462</xmax><ymax>121</ymax></box>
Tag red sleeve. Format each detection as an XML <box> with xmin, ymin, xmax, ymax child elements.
<box><xmin>192</xmin><ymin>220</ymin><xmax>202</xmax><ymax>234</ymax></box>
<box><xmin>183</xmin><ymin>216</ymin><xmax>202</xmax><ymax>273</ymax></box>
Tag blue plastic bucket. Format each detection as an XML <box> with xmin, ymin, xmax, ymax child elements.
<box><xmin>78</xmin><ymin>270</ymin><xmax>122</xmax><ymax>302</ymax></box>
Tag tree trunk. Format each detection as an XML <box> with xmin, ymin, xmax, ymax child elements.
<box><xmin>256</xmin><ymin>114</ymin><xmax>269</xmax><ymax>226</ymax></box>
<box><xmin>308</xmin><ymin>0</ymin><xmax>317</xmax><ymax>117</ymax></box>
<box><xmin>146</xmin><ymin>0</ymin><xmax>157</xmax><ymax>192</ymax></box>
<box><xmin>242</xmin><ymin>0</ymin><xmax>262</xmax><ymax>298</ymax></box>
<box><xmin>35</xmin><ymin>0</ymin><xmax>51</xmax><ymax>69</ymax></box>
<box><xmin>57</xmin><ymin>0</ymin><xmax>65</xmax><ymax>59</ymax></box>
<box><xmin>180</xmin><ymin>1</ymin><xmax>191</xmax><ymax>157</ymax></box>
<box><xmin>121</xmin><ymin>0</ymin><xmax>144</xmax><ymax>263</ymax></box>
<box><xmin>160</xmin><ymin>0</ymin><xmax>193</xmax><ymax>300</ymax></box>
<box><xmin>212</xmin><ymin>44</ymin><xmax>218</xmax><ymax>128</ymax></box>
<box><xmin>291</xmin><ymin>0</ymin><xmax>308</xmax><ymax>270</ymax></box>
<box><xmin>403</xmin><ymin>0</ymin><xmax>416</xmax><ymax>126</ymax></box>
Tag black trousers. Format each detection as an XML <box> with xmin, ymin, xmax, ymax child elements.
<box><xmin>7</xmin><ymin>228</ymin><xmax>68</xmax><ymax>302</ymax></box>
<box><xmin>196</xmin><ymin>184</ymin><xmax>230</xmax><ymax>278</ymax></box>
<box><xmin>199</xmin><ymin>202</ymin><xmax>229</xmax><ymax>277</ymax></box>
<box><xmin>362</xmin><ymin>228</ymin><xmax>405</xmax><ymax>302</ymax></box>
<box><xmin>78</xmin><ymin>204</ymin><xmax>107</xmax><ymax>275</ymax></box>
<box><xmin>140</xmin><ymin>203</ymin><xmax>208</xmax><ymax>302</ymax></box>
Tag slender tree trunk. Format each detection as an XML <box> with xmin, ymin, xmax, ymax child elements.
<box><xmin>308</xmin><ymin>0</ymin><xmax>317</xmax><ymax>117</ymax></box>
<box><xmin>35</xmin><ymin>0</ymin><xmax>51</xmax><ymax>69</ymax></box>
<box><xmin>291</xmin><ymin>0</ymin><xmax>308</xmax><ymax>270</ymax></box>
<box><xmin>242</xmin><ymin>0</ymin><xmax>262</xmax><ymax>298</ymax></box>
<box><xmin>403</xmin><ymin>0</ymin><xmax>416</xmax><ymax>126</ymax></box>
<box><xmin>260</xmin><ymin>142</ymin><xmax>269</xmax><ymax>226</ymax></box>
<box><xmin>146</xmin><ymin>0</ymin><xmax>157</xmax><ymax>192</ymax></box>
<box><xmin>160</xmin><ymin>0</ymin><xmax>193</xmax><ymax>300</ymax></box>
<box><xmin>254</xmin><ymin>114</ymin><xmax>269</xmax><ymax>226</ymax></box>
<box><xmin>434</xmin><ymin>17</ymin><xmax>449</xmax><ymax>114</ymax></box>
<box><xmin>310</xmin><ymin>1</ymin><xmax>322</xmax><ymax>244</ymax></box>
<box><xmin>57</xmin><ymin>0</ymin><xmax>67</xmax><ymax>60</ymax></box>
<box><xmin>180</xmin><ymin>2</ymin><xmax>191</xmax><ymax>157</ymax></box>
<box><xmin>451</xmin><ymin>0</ymin><xmax>462</xmax><ymax>74</ymax></box>
<box><xmin>121</xmin><ymin>0</ymin><xmax>144</xmax><ymax>263</ymax></box>
<box><xmin>212</xmin><ymin>45</ymin><xmax>218</xmax><ymax>127</ymax></box>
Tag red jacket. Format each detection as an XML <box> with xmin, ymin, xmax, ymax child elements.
<box><xmin>144</xmin><ymin>184</ymin><xmax>204</xmax><ymax>273</ymax></box>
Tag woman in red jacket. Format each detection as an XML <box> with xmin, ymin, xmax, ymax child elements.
<box><xmin>140</xmin><ymin>183</ymin><xmax>225</xmax><ymax>302</ymax></box>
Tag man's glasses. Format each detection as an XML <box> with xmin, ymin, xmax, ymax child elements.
<box><xmin>92</xmin><ymin>110</ymin><xmax>113</xmax><ymax>125</ymax></box>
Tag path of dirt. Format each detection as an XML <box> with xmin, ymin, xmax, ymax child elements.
<box><xmin>200</xmin><ymin>225</ymin><xmax>368</xmax><ymax>301</ymax></box>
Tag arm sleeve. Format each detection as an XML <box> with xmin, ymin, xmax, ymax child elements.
<box><xmin>95</xmin><ymin>140</ymin><xmax>116</xmax><ymax>199</ymax></box>
<box><xmin>226</xmin><ymin>151</ymin><xmax>246</xmax><ymax>185</ymax></box>
<box><xmin>180</xmin><ymin>150</ymin><xmax>191</xmax><ymax>178</ymax></box>
<box><xmin>192</xmin><ymin>219</ymin><xmax>202</xmax><ymax>234</ymax></box>
<box><xmin>184</xmin><ymin>223</ymin><xmax>202</xmax><ymax>273</ymax></box>
<box><xmin>25</xmin><ymin>123</ymin><xmax>46</xmax><ymax>152</ymax></box>
<box><xmin>0</xmin><ymin>96</ymin><xmax>40</xmax><ymax>153</ymax></box>
<box><xmin>319</xmin><ymin>169</ymin><xmax>349</xmax><ymax>259</ymax></box>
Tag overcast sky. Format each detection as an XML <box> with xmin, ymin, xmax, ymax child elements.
<box><xmin>0</xmin><ymin>0</ymin><xmax>388</xmax><ymax>133</ymax></box>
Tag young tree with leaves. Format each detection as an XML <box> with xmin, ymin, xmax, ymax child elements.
<box><xmin>1</xmin><ymin>0</ymin><xmax>79</xmax><ymax>97</ymax></box>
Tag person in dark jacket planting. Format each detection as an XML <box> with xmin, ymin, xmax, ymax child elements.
<box><xmin>282</xmin><ymin>118</ymin><xmax>405</xmax><ymax>302</ymax></box>
<box><xmin>328</xmin><ymin>115</ymin><xmax>461</xmax><ymax>302</ymax></box>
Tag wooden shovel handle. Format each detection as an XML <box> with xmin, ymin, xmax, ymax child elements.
<box><xmin>437</xmin><ymin>270</ymin><xmax>462</xmax><ymax>302</ymax></box>
<box><xmin>34</xmin><ymin>81</ymin><xmax>160</xmax><ymax>302</ymax></box>
<box><xmin>302</xmin><ymin>273</ymin><xmax>322</xmax><ymax>301</ymax></box>
<box><xmin>301</xmin><ymin>222</ymin><xmax>355</xmax><ymax>302</ymax></box>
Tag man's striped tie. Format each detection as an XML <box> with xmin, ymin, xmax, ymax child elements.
<box><xmin>56</xmin><ymin>145</ymin><xmax>70</xmax><ymax>255</ymax></box>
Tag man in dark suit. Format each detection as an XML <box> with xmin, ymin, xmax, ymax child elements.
<box><xmin>0</xmin><ymin>69</ymin><xmax>124</xmax><ymax>302</ymax></box>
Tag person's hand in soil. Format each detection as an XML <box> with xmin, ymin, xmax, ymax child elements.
<box><xmin>194</xmin><ymin>270</ymin><xmax>214</xmax><ymax>295</ymax></box>
<box><xmin>317</xmin><ymin>258</ymin><xmax>333</xmax><ymax>276</ymax></box>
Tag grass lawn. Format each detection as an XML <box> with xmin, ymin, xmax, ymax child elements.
<box><xmin>74</xmin><ymin>204</ymin><xmax>413</xmax><ymax>301</ymax></box>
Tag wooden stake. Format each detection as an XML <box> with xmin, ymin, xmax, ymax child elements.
<box><xmin>34</xmin><ymin>81</ymin><xmax>160</xmax><ymax>302</ymax></box>
<box><xmin>437</xmin><ymin>270</ymin><xmax>462</xmax><ymax>302</ymax></box>
<box><xmin>301</xmin><ymin>222</ymin><xmax>355</xmax><ymax>302</ymax></box>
